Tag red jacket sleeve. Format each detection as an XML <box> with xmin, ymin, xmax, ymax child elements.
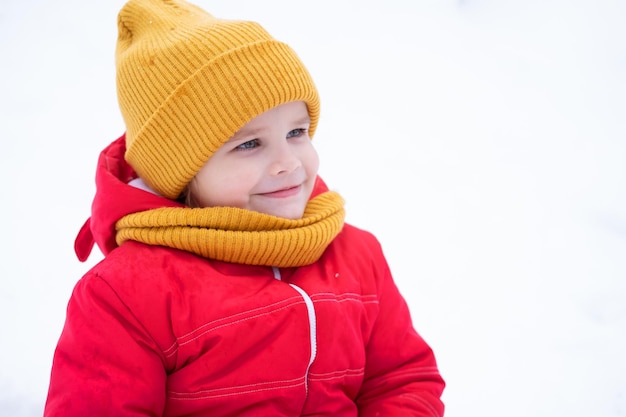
<box><xmin>356</xmin><ymin>256</ymin><xmax>445</xmax><ymax>416</ymax></box>
<box><xmin>44</xmin><ymin>273</ymin><xmax>167</xmax><ymax>417</ymax></box>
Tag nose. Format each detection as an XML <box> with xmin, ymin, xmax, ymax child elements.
<box><xmin>269</xmin><ymin>141</ymin><xmax>301</xmax><ymax>176</ymax></box>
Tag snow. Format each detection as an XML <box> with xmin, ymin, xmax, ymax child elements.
<box><xmin>1</xmin><ymin>0</ymin><xmax>625</xmax><ymax>416</ymax></box>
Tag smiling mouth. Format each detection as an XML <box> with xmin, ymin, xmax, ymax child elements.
<box><xmin>260</xmin><ymin>185</ymin><xmax>302</xmax><ymax>198</ymax></box>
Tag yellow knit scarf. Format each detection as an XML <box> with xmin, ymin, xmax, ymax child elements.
<box><xmin>115</xmin><ymin>191</ymin><xmax>345</xmax><ymax>267</ymax></box>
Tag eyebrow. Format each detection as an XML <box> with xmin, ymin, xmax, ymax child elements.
<box><xmin>293</xmin><ymin>116</ymin><xmax>311</xmax><ymax>126</ymax></box>
<box><xmin>230</xmin><ymin>126</ymin><xmax>263</xmax><ymax>141</ymax></box>
<box><xmin>229</xmin><ymin>115</ymin><xmax>311</xmax><ymax>142</ymax></box>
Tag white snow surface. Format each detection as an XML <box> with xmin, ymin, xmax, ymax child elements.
<box><xmin>1</xmin><ymin>0</ymin><xmax>625</xmax><ymax>416</ymax></box>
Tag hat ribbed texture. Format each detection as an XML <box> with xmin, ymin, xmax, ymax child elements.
<box><xmin>116</xmin><ymin>0</ymin><xmax>320</xmax><ymax>199</ymax></box>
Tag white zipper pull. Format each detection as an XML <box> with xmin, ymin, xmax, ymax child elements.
<box><xmin>272</xmin><ymin>266</ymin><xmax>281</xmax><ymax>280</ymax></box>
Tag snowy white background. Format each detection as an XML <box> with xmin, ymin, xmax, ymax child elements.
<box><xmin>1</xmin><ymin>0</ymin><xmax>625</xmax><ymax>416</ymax></box>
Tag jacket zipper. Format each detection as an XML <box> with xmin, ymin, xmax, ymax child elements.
<box><xmin>272</xmin><ymin>267</ymin><xmax>317</xmax><ymax>396</ymax></box>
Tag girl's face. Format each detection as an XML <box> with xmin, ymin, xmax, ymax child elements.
<box><xmin>189</xmin><ymin>101</ymin><xmax>319</xmax><ymax>219</ymax></box>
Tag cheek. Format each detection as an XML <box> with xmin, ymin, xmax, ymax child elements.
<box><xmin>189</xmin><ymin>176</ymin><xmax>218</xmax><ymax>207</ymax></box>
<box><xmin>304</xmin><ymin>144</ymin><xmax>320</xmax><ymax>176</ymax></box>
<box><xmin>192</xmin><ymin>165</ymin><xmax>257</xmax><ymax>208</ymax></box>
<box><xmin>189</xmin><ymin>163</ymin><xmax>229</xmax><ymax>207</ymax></box>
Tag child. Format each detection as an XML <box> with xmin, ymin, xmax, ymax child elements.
<box><xmin>44</xmin><ymin>0</ymin><xmax>445</xmax><ymax>415</ymax></box>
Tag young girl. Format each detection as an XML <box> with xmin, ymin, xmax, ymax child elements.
<box><xmin>44</xmin><ymin>0</ymin><xmax>445</xmax><ymax>415</ymax></box>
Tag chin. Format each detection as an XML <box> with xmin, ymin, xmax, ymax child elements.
<box><xmin>252</xmin><ymin>197</ymin><xmax>308</xmax><ymax>219</ymax></box>
<box><xmin>270</xmin><ymin>209</ymin><xmax>305</xmax><ymax>220</ymax></box>
<box><xmin>264</xmin><ymin>204</ymin><xmax>306</xmax><ymax>220</ymax></box>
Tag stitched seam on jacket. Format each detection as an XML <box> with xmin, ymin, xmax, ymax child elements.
<box><xmin>310</xmin><ymin>292</ymin><xmax>379</xmax><ymax>304</ymax></box>
<box><xmin>383</xmin><ymin>367</ymin><xmax>442</xmax><ymax>381</ymax></box>
<box><xmin>168</xmin><ymin>377</ymin><xmax>305</xmax><ymax>401</ymax></box>
<box><xmin>163</xmin><ymin>296</ymin><xmax>304</xmax><ymax>356</ymax></box>
<box><xmin>309</xmin><ymin>367</ymin><xmax>365</xmax><ymax>381</ymax></box>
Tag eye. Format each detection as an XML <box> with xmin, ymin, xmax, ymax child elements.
<box><xmin>235</xmin><ymin>139</ymin><xmax>260</xmax><ymax>150</ymax></box>
<box><xmin>287</xmin><ymin>128</ymin><xmax>307</xmax><ymax>139</ymax></box>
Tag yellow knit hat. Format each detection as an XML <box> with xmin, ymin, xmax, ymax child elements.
<box><xmin>116</xmin><ymin>0</ymin><xmax>320</xmax><ymax>199</ymax></box>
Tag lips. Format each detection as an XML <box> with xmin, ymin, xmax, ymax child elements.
<box><xmin>259</xmin><ymin>184</ymin><xmax>302</xmax><ymax>198</ymax></box>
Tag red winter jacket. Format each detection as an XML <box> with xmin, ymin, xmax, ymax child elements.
<box><xmin>44</xmin><ymin>135</ymin><xmax>445</xmax><ymax>416</ymax></box>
